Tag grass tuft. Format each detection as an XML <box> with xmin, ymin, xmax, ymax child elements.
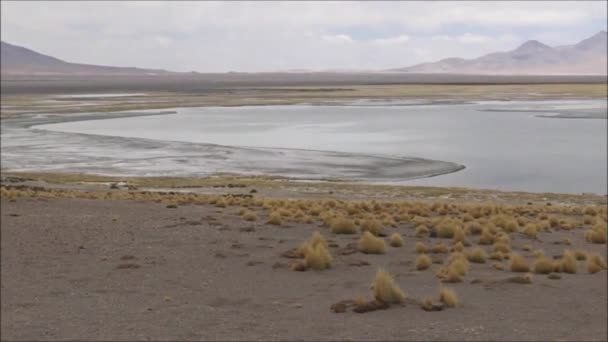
<box><xmin>330</xmin><ymin>216</ymin><xmax>357</xmax><ymax>234</ymax></box>
<box><xmin>468</xmin><ymin>247</ymin><xmax>487</xmax><ymax>263</ymax></box>
<box><xmin>358</xmin><ymin>231</ymin><xmax>386</xmax><ymax>254</ymax></box>
<box><xmin>415</xmin><ymin>241</ymin><xmax>429</xmax><ymax>254</ymax></box>
<box><xmin>389</xmin><ymin>233</ymin><xmax>404</xmax><ymax>247</ymax></box>
<box><xmin>416</xmin><ymin>254</ymin><xmax>432</xmax><ymax>270</ymax></box>
<box><xmin>372</xmin><ymin>269</ymin><xmax>406</xmax><ymax>304</ymax></box>
<box><xmin>510</xmin><ymin>253</ymin><xmax>530</xmax><ymax>272</ymax></box>
<box><xmin>439</xmin><ymin>287</ymin><xmax>459</xmax><ymax>307</ymax></box>
<box><xmin>533</xmin><ymin>256</ymin><xmax>554</xmax><ymax>274</ymax></box>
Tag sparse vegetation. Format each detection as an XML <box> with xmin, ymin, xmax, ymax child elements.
<box><xmin>330</xmin><ymin>217</ymin><xmax>357</xmax><ymax>234</ymax></box>
<box><xmin>389</xmin><ymin>233</ymin><xmax>404</xmax><ymax>247</ymax></box>
<box><xmin>358</xmin><ymin>231</ymin><xmax>386</xmax><ymax>254</ymax></box>
<box><xmin>510</xmin><ymin>253</ymin><xmax>530</xmax><ymax>272</ymax></box>
<box><xmin>533</xmin><ymin>256</ymin><xmax>554</xmax><ymax>274</ymax></box>
<box><xmin>416</xmin><ymin>254</ymin><xmax>432</xmax><ymax>270</ymax></box>
<box><xmin>468</xmin><ymin>247</ymin><xmax>487</xmax><ymax>263</ymax></box>
<box><xmin>439</xmin><ymin>287</ymin><xmax>459</xmax><ymax>307</ymax></box>
<box><xmin>431</xmin><ymin>242</ymin><xmax>449</xmax><ymax>254</ymax></box>
<box><xmin>372</xmin><ymin>269</ymin><xmax>406</xmax><ymax>304</ymax></box>
<box><xmin>415</xmin><ymin>241</ymin><xmax>428</xmax><ymax>254</ymax></box>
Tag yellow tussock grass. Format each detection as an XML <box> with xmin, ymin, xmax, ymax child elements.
<box><xmin>358</xmin><ymin>231</ymin><xmax>386</xmax><ymax>254</ymax></box>
<box><xmin>432</xmin><ymin>242</ymin><xmax>449</xmax><ymax>254</ymax></box>
<box><xmin>415</xmin><ymin>241</ymin><xmax>429</xmax><ymax>254</ymax></box>
<box><xmin>560</xmin><ymin>250</ymin><xmax>577</xmax><ymax>274</ymax></box>
<box><xmin>587</xmin><ymin>254</ymin><xmax>607</xmax><ymax>273</ymax></box>
<box><xmin>439</xmin><ymin>287</ymin><xmax>459</xmax><ymax>307</ymax></box>
<box><xmin>330</xmin><ymin>217</ymin><xmax>357</xmax><ymax>234</ymax></box>
<box><xmin>360</xmin><ymin>218</ymin><xmax>384</xmax><ymax>236</ymax></box>
<box><xmin>415</xmin><ymin>225</ymin><xmax>429</xmax><ymax>237</ymax></box>
<box><xmin>242</xmin><ymin>210</ymin><xmax>258</xmax><ymax>221</ymax></box>
<box><xmin>468</xmin><ymin>247</ymin><xmax>487</xmax><ymax>263</ymax></box>
<box><xmin>523</xmin><ymin>223</ymin><xmax>538</xmax><ymax>238</ymax></box>
<box><xmin>416</xmin><ymin>254</ymin><xmax>432</xmax><ymax>270</ymax></box>
<box><xmin>451</xmin><ymin>241</ymin><xmax>465</xmax><ymax>252</ymax></box>
<box><xmin>493</xmin><ymin>242</ymin><xmax>511</xmax><ymax>254</ymax></box>
<box><xmin>478</xmin><ymin>228</ymin><xmax>494</xmax><ymax>245</ymax></box>
<box><xmin>533</xmin><ymin>256</ymin><xmax>554</xmax><ymax>274</ymax></box>
<box><xmin>389</xmin><ymin>233</ymin><xmax>404</xmax><ymax>247</ymax></box>
<box><xmin>267</xmin><ymin>212</ymin><xmax>282</xmax><ymax>225</ymax></box>
<box><xmin>510</xmin><ymin>253</ymin><xmax>530</xmax><ymax>272</ymax></box>
<box><xmin>372</xmin><ymin>269</ymin><xmax>406</xmax><ymax>304</ymax></box>
<box><xmin>304</xmin><ymin>243</ymin><xmax>332</xmax><ymax>270</ymax></box>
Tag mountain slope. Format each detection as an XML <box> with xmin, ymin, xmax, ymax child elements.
<box><xmin>1</xmin><ymin>41</ymin><xmax>172</xmax><ymax>75</ymax></box>
<box><xmin>392</xmin><ymin>31</ymin><xmax>607</xmax><ymax>75</ymax></box>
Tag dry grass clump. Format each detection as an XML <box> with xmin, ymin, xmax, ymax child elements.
<box><xmin>489</xmin><ymin>251</ymin><xmax>504</xmax><ymax>261</ymax></box>
<box><xmin>436</xmin><ymin>267</ymin><xmax>463</xmax><ymax>283</ymax></box>
<box><xmin>452</xmin><ymin>226</ymin><xmax>466</xmax><ymax>243</ymax></box>
<box><xmin>358</xmin><ymin>231</ymin><xmax>386</xmax><ymax>254</ymax></box>
<box><xmin>467</xmin><ymin>222</ymin><xmax>483</xmax><ymax>235</ymax></box>
<box><xmin>295</xmin><ymin>232</ymin><xmax>332</xmax><ymax>271</ymax></box>
<box><xmin>267</xmin><ymin>211</ymin><xmax>282</xmax><ymax>225</ymax></box>
<box><xmin>447</xmin><ymin>253</ymin><xmax>470</xmax><ymax>276</ymax></box>
<box><xmin>583</xmin><ymin>215</ymin><xmax>596</xmax><ymax>225</ymax></box>
<box><xmin>302</xmin><ymin>244</ymin><xmax>332</xmax><ymax>270</ymax></box>
<box><xmin>522</xmin><ymin>223</ymin><xmax>538</xmax><ymax>238</ymax></box>
<box><xmin>493</xmin><ymin>242</ymin><xmax>511</xmax><ymax>254</ymax></box>
<box><xmin>360</xmin><ymin>218</ymin><xmax>384</xmax><ymax>236</ymax></box>
<box><xmin>330</xmin><ymin>216</ymin><xmax>357</xmax><ymax>234</ymax></box>
<box><xmin>389</xmin><ymin>233</ymin><xmax>404</xmax><ymax>247</ymax></box>
<box><xmin>585</xmin><ymin>223</ymin><xmax>607</xmax><ymax>244</ymax></box>
<box><xmin>416</xmin><ymin>254</ymin><xmax>432</xmax><ymax>270</ymax></box>
<box><xmin>586</xmin><ymin>254</ymin><xmax>607</xmax><ymax>273</ymax></box>
<box><xmin>560</xmin><ymin>250</ymin><xmax>578</xmax><ymax>274</ymax></box>
<box><xmin>492</xmin><ymin>262</ymin><xmax>504</xmax><ymax>270</ymax></box>
<box><xmin>510</xmin><ymin>253</ymin><xmax>530</xmax><ymax>272</ymax></box>
<box><xmin>437</xmin><ymin>252</ymin><xmax>469</xmax><ymax>282</ymax></box>
<box><xmin>584</xmin><ymin>206</ymin><xmax>598</xmax><ymax>216</ymax></box>
<box><xmin>415</xmin><ymin>225</ymin><xmax>429</xmax><ymax>237</ymax></box>
<box><xmin>431</xmin><ymin>242</ymin><xmax>449</xmax><ymax>254</ymax></box>
<box><xmin>241</xmin><ymin>210</ymin><xmax>258</xmax><ymax>221</ymax></box>
<box><xmin>439</xmin><ymin>287</ymin><xmax>459</xmax><ymax>308</ymax></box>
<box><xmin>532</xmin><ymin>249</ymin><xmax>545</xmax><ymax>258</ymax></box>
<box><xmin>372</xmin><ymin>269</ymin><xmax>406</xmax><ymax>304</ymax></box>
<box><xmin>478</xmin><ymin>228</ymin><xmax>494</xmax><ymax>245</ymax></box>
<box><xmin>451</xmin><ymin>241</ymin><xmax>465</xmax><ymax>252</ymax></box>
<box><xmin>415</xmin><ymin>241</ymin><xmax>429</xmax><ymax>254</ymax></box>
<box><xmin>468</xmin><ymin>247</ymin><xmax>487</xmax><ymax>264</ymax></box>
<box><xmin>437</xmin><ymin>221</ymin><xmax>458</xmax><ymax>238</ymax></box>
<box><xmin>533</xmin><ymin>256</ymin><xmax>554</xmax><ymax>274</ymax></box>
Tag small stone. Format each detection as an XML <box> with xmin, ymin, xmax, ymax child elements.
<box><xmin>548</xmin><ymin>273</ymin><xmax>561</xmax><ymax>280</ymax></box>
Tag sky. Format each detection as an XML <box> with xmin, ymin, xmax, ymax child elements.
<box><xmin>1</xmin><ymin>1</ymin><xmax>606</xmax><ymax>72</ymax></box>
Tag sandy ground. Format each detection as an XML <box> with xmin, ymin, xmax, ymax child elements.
<box><xmin>2</xmin><ymin>194</ymin><xmax>606</xmax><ymax>341</ymax></box>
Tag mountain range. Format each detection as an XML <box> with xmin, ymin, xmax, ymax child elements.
<box><xmin>0</xmin><ymin>41</ymin><xmax>171</xmax><ymax>76</ymax></box>
<box><xmin>1</xmin><ymin>31</ymin><xmax>606</xmax><ymax>75</ymax></box>
<box><xmin>391</xmin><ymin>31</ymin><xmax>607</xmax><ymax>75</ymax></box>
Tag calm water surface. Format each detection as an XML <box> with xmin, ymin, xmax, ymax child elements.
<box><xmin>34</xmin><ymin>100</ymin><xmax>608</xmax><ymax>194</ymax></box>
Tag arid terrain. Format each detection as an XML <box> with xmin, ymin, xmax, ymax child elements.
<box><xmin>1</xmin><ymin>80</ymin><xmax>607</xmax><ymax>341</ymax></box>
<box><xmin>1</xmin><ymin>174</ymin><xmax>607</xmax><ymax>341</ymax></box>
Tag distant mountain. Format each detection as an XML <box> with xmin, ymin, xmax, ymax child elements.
<box><xmin>391</xmin><ymin>31</ymin><xmax>607</xmax><ymax>75</ymax></box>
<box><xmin>1</xmin><ymin>41</ymin><xmax>173</xmax><ymax>75</ymax></box>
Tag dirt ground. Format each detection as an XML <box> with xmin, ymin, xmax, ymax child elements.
<box><xmin>1</xmin><ymin>195</ymin><xmax>606</xmax><ymax>341</ymax></box>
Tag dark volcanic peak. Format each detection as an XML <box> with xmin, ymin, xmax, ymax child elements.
<box><xmin>1</xmin><ymin>41</ymin><xmax>173</xmax><ymax>75</ymax></box>
<box><xmin>391</xmin><ymin>31</ymin><xmax>607</xmax><ymax>75</ymax></box>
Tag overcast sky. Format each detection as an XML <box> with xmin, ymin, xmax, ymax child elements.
<box><xmin>1</xmin><ymin>1</ymin><xmax>606</xmax><ymax>72</ymax></box>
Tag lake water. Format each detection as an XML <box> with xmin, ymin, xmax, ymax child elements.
<box><xmin>15</xmin><ymin>99</ymin><xmax>608</xmax><ymax>194</ymax></box>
